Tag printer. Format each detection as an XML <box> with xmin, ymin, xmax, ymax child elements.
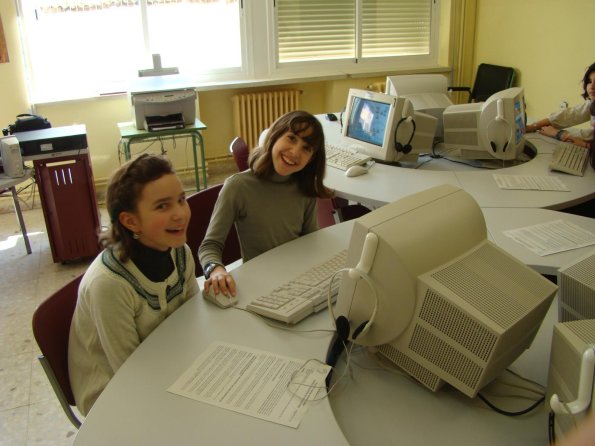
<box><xmin>129</xmin><ymin>76</ymin><xmax>197</xmax><ymax>131</ymax></box>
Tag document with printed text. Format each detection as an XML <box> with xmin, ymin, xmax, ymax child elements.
<box><xmin>493</xmin><ymin>174</ymin><xmax>569</xmax><ymax>191</ymax></box>
<box><xmin>167</xmin><ymin>341</ymin><xmax>331</xmax><ymax>428</ymax></box>
<box><xmin>503</xmin><ymin>220</ymin><xmax>595</xmax><ymax>256</ymax></box>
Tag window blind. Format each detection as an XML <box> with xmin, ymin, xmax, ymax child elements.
<box><xmin>277</xmin><ymin>0</ymin><xmax>432</xmax><ymax>63</ymax></box>
<box><xmin>277</xmin><ymin>0</ymin><xmax>356</xmax><ymax>63</ymax></box>
<box><xmin>362</xmin><ymin>0</ymin><xmax>431</xmax><ymax>58</ymax></box>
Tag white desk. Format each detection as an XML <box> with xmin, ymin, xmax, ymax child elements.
<box><xmin>75</xmin><ymin>214</ymin><xmax>595</xmax><ymax>445</ymax></box>
<box><xmin>321</xmin><ymin>118</ymin><xmax>595</xmax><ymax>211</ymax></box>
<box><xmin>0</xmin><ymin>168</ymin><xmax>34</xmax><ymax>254</ymax></box>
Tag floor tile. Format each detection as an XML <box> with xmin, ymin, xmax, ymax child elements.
<box><xmin>0</xmin><ymin>353</ymin><xmax>32</xmax><ymax>411</ymax></box>
<box><xmin>0</xmin><ymin>405</ymin><xmax>28</xmax><ymax>446</ymax></box>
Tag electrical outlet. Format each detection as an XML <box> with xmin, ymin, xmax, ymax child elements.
<box><xmin>560</xmin><ymin>101</ymin><xmax>568</xmax><ymax>110</ymax></box>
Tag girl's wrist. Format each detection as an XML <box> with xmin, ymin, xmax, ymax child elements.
<box><xmin>556</xmin><ymin>130</ymin><xmax>568</xmax><ymax>141</ymax></box>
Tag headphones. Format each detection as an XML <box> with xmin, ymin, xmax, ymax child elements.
<box><xmin>488</xmin><ymin>99</ymin><xmax>513</xmax><ymax>154</ymax></box>
<box><xmin>328</xmin><ymin>233</ymin><xmax>379</xmax><ymax>343</ymax></box>
<box><xmin>550</xmin><ymin>347</ymin><xmax>595</xmax><ymax>416</ymax></box>
<box><xmin>394</xmin><ymin>116</ymin><xmax>417</xmax><ymax>154</ymax></box>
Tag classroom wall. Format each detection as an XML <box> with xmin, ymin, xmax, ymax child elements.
<box><xmin>474</xmin><ymin>0</ymin><xmax>593</xmax><ymax>122</ymax></box>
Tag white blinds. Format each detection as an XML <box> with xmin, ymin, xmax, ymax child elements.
<box><xmin>277</xmin><ymin>0</ymin><xmax>356</xmax><ymax>62</ymax></box>
<box><xmin>362</xmin><ymin>0</ymin><xmax>431</xmax><ymax>57</ymax></box>
<box><xmin>277</xmin><ymin>0</ymin><xmax>432</xmax><ymax>63</ymax></box>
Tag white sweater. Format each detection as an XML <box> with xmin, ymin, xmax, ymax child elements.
<box><xmin>68</xmin><ymin>244</ymin><xmax>198</xmax><ymax>415</ymax></box>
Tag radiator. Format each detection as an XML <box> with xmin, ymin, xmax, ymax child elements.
<box><xmin>232</xmin><ymin>90</ymin><xmax>301</xmax><ymax>149</ymax></box>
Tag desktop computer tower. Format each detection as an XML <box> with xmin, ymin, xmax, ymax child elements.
<box><xmin>33</xmin><ymin>152</ymin><xmax>100</xmax><ymax>263</ymax></box>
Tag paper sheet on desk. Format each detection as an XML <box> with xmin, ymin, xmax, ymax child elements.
<box><xmin>167</xmin><ymin>341</ymin><xmax>331</xmax><ymax>428</ymax></box>
<box><xmin>493</xmin><ymin>174</ymin><xmax>569</xmax><ymax>191</ymax></box>
<box><xmin>503</xmin><ymin>220</ymin><xmax>595</xmax><ymax>256</ymax></box>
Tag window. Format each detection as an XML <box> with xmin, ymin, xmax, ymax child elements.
<box><xmin>19</xmin><ymin>0</ymin><xmax>243</xmax><ymax>102</ymax></box>
<box><xmin>17</xmin><ymin>0</ymin><xmax>442</xmax><ymax>103</ymax></box>
<box><xmin>275</xmin><ymin>0</ymin><xmax>435</xmax><ymax>67</ymax></box>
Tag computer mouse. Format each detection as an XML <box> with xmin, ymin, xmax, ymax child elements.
<box><xmin>345</xmin><ymin>165</ymin><xmax>368</xmax><ymax>177</ymax></box>
<box><xmin>202</xmin><ymin>287</ymin><xmax>238</xmax><ymax>309</ymax></box>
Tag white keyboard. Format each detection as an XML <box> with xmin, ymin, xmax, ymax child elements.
<box><xmin>549</xmin><ymin>143</ymin><xmax>589</xmax><ymax>177</ymax></box>
<box><xmin>246</xmin><ymin>250</ymin><xmax>347</xmax><ymax>324</ymax></box>
<box><xmin>326</xmin><ymin>144</ymin><xmax>372</xmax><ymax>171</ymax></box>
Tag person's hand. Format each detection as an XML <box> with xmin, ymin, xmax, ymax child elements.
<box><xmin>525</xmin><ymin>123</ymin><xmax>539</xmax><ymax>133</ymax></box>
<box><xmin>204</xmin><ymin>265</ymin><xmax>237</xmax><ymax>297</ymax></box>
<box><xmin>537</xmin><ymin>125</ymin><xmax>559</xmax><ymax>139</ymax></box>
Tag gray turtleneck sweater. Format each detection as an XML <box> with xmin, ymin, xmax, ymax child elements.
<box><xmin>199</xmin><ymin>169</ymin><xmax>318</xmax><ymax>268</ymax></box>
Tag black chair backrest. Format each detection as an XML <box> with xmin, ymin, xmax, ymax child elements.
<box><xmin>471</xmin><ymin>63</ymin><xmax>516</xmax><ymax>102</ymax></box>
<box><xmin>186</xmin><ymin>184</ymin><xmax>242</xmax><ymax>276</ymax></box>
<box><xmin>32</xmin><ymin>274</ymin><xmax>83</xmax><ymax>405</ymax></box>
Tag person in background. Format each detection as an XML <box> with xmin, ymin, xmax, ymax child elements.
<box><xmin>199</xmin><ymin>110</ymin><xmax>333</xmax><ymax>297</ymax></box>
<box><xmin>526</xmin><ymin>62</ymin><xmax>595</xmax><ymax>145</ymax></box>
<box><xmin>68</xmin><ymin>154</ymin><xmax>198</xmax><ymax>416</ymax></box>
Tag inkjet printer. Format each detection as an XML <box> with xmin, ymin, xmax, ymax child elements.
<box><xmin>129</xmin><ymin>77</ymin><xmax>197</xmax><ymax>131</ymax></box>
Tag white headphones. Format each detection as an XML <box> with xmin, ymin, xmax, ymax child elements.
<box><xmin>488</xmin><ymin>98</ymin><xmax>513</xmax><ymax>154</ymax></box>
<box><xmin>328</xmin><ymin>233</ymin><xmax>379</xmax><ymax>342</ymax></box>
<box><xmin>550</xmin><ymin>347</ymin><xmax>595</xmax><ymax>416</ymax></box>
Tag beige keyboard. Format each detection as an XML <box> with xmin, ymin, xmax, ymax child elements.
<box><xmin>246</xmin><ymin>250</ymin><xmax>347</xmax><ymax>324</ymax></box>
<box><xmin>326</xmin><ymin>144</ymin><xmax>372</xmax><ymax>171</ymax></box>
<box><xmin>549</xmin><ymin>143</ymin><xmax>589</xmax><ymax>177</ymax></box>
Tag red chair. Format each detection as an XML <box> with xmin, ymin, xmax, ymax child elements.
<box><xmin>229</xmin><ymin>136</ymin><xmax>249</xmax><ymax>171</ymax></box>
<box><xmin>186</xmin><ymin>184</ymin><xmax>242</xmax><ymax>276</ymax></box>
<box><xmin>32</xmin><ymin>274</ymin><xmax>84</xmax><ymax>428</ymax></box>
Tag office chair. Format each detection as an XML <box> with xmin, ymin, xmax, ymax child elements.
<box><xmin>186</xmin><ymin>184</ymin><xmax>242</xmax><ymax>276</ymax></box>
<box><xmin>229</xmin><ymin>136</ymin><xmax>249</xmax><ymax>171</ymax></box>
<box><xmin>32</xmin><ymin>274</ymin><xmax>84</xmax><ymax>429</ymax></box>
<box><xmin>448</xmin><ymin>63</ymin><xmax>516</xmax><ymax>103</ymax></box>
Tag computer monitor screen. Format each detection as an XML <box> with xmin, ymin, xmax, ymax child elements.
<box><xmin>334</xmin><ymin>184</ymin><xmax>558</xmax><ymax>397</ymax></box>
<box><xmin>342</xmin><ymin>88</ymin><xmax>437</xmax><ymax>162</ymax></box>
<box><xmin>346</xmin><ymin>95</ymin><xmax>391</xmax><ymax>147</ymax></box>
<box><xmin>442</xmin><ymin>87</ymin><xmax>526</xmax><ymax>161</ymax></box>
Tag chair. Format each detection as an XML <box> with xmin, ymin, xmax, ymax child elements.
<box><xmin>32</xmin><ymin>274</ymin><xmax>84</xmax><ymax>428</ymax></box>
<box><xmin>317</xmin><ymin>198</ymin><xmax>337</xmax><ymax>228</ymax></box>
<box><xmin>229</xmin><ymin>136</ymin><xmax>249</xmax><ymax>171</ymax></box>
<box><xmin>448</xmin><ymin>63</ymin><xmax>516</xmax><ymax>103</ymax></box>
<box><xmin>186</xmin><ymin>184</ymin><xmax>242</xmax><ymax>277</ymax></box>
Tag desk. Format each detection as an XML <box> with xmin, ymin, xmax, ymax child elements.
<box><xmin>118</xmin><ymin>119</ymin><xmax>208</xmax><ymax>191</ymax></box>
<box><xmin>320</xmin><ymin>117</ymin><xmax>595</xmax><ymax>211</ymax></box>
<box><xmin>0</xmin><ymin>168</ymin><xmax>34</xmax><ymax>254</ymax></box>
<box><xmin>75</xmin><ymin>212</ymin><xmax>595</xmax><ymax>445</ymax></box>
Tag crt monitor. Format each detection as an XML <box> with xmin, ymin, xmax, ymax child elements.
<box><xmin>442</xmin><ymin>87</ymin><xmax>526</xmax><ymax>161</ymax></box>
<box><xmin>557</xmin><ymin>248</ymin><xmax>595</xmax><ymax>322</ymax></box>
<box><xmin>546</xmin><ymin>319</ymin><xmax>595</xmax><ymax>442</ymax></box>
<box><xmin>333</xmin><ymin>184</ymin><xmax>558</xmax><ymax>397</ymax></box>
<box><xmin>385</xmin><ymin>74</ymin><xmax>453</xmax><ymax>140</ymax></box>
<box><xmin>341</xmin><ymin>88</ymin><xmax>437</xmax><ymax>163</ymax></box>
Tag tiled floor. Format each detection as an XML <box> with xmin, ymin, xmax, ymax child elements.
<box><xmin>0</xmin><ymin>160</ymin><xmax>237</xmax><ymax>445</ymax></box>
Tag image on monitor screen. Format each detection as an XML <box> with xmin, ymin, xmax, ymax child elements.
<box><xmin>345</xmin><ymin>97</ymin><xmax>391</xmax><ymax>147</ymax></box>
<box><xmin>334</xmin><ymin>184</ymin><xmax>558</xmax><ymax>398</ymax></box>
